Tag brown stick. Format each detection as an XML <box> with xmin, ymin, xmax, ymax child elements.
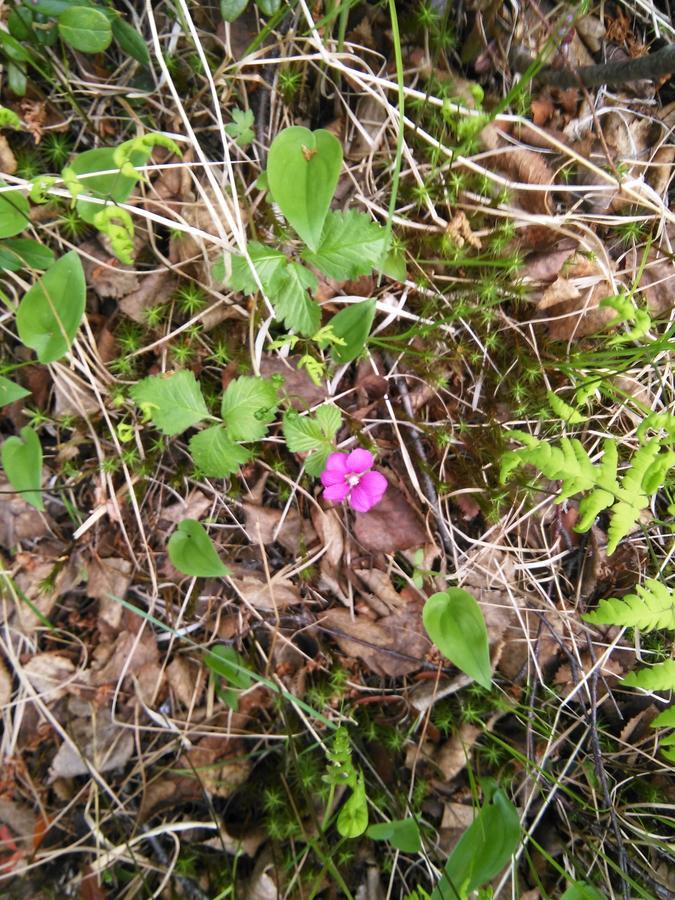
<box><xmin>510</xmin><ymin>43</ymin><xmax>675</xmax><ymax>89</ymax></box>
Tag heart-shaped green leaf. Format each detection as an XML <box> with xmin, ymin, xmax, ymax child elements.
<box><xmin>168</xmin><ymin>519</ymin><xmax>230</xmax><ymax>578</ymax></box>
<box><xmin>16</xmin><ymin>250</ymin><xmax>86</xmax><ymax>363</ymax></box>
<box><xmin>267</xmin><ymin>127</ymin><xmax>342</xmax><ymax>251</ymax></box>
<box><xmin>1</xmin><ymin>425</ymin><xmax>44</xmax><ymax>511</ymax></box>
<box><xmin>423</xmin><ymin>588</ymin><xmax>492</xmax><ymax>689</ymax></box>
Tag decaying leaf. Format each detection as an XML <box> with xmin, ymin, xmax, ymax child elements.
<box><xmin>320</xmin><ymin>605</ymin><xmax>430</xmax><ymax>677</ymax></box>
<box><xmin>49</xmin><ymin>711</ymin><xmax>135</xmax><ymax>779</ymax></box>
<box><xmin>434</xmin><ymin>723</ymin><xmax>481</xmax><ymax>783</ymax></box>
<box><xmin>91</xmin><ymin>628</ymin><xmax>159</xmax><ymax>685</ymax></box>
<box><xmin>23</xmin><ymin>653</ymin><xmax>77</xmax><ymax>701</ymax></box>
<box><xmin>87</xmin><ymin>556</ymin><xmax>132</xmax><ymax>632</ymax></box>
<box><xmin>0</xmin><ymin>656</ymin><xmax>12</xmax><ymax>708</ymax></box>
<box><xmin>259</xmin><ymin>356</ymin><xmax>327</xmax><ymax>410</ymax></box>
<box><xmin>118</xmin><ymin>270</ymin><xmax>176</xmax><ymax>323</ymax></box>
<box><xmin>167</xmin><ymin>655</ymin><xmax>205</xmax><ymax>710</ymax></box>
<box><xmin>80</xmin><ymin>239</ymin><xmax>140</xmax><ymax>299</ymax></box>
<box><xmin>353</xmin><ymin>485</ymin><xmax>427</xmax><ymax>553</ymax></box>
<box><xmin>229</xmin><ymin>569</ymin><xmax>301</xmax><ymax>611</ymax></box>
<box><xmin>243</xmin><ymin>503</ymin><xmax>317</xmax><ymax>555</ymax></box>
<box><xmin>0</xmin><ymin>476</ymin><xmax>50</xmax><ymax>550</ymax></box>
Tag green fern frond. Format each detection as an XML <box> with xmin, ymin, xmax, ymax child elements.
<box><xmin>583</xmin><ymin>579</ymin><xmax>675</xmax><ymax>631</ymax></box>
<box><xmin>652</xmin><ymin>705</ymin><xmax>675</xmax><ymax>728</ymax></box>
<box><xmin>622</xmin><ymin>659</ymin><xmax>675</xmax><ymax>691</ymax></box>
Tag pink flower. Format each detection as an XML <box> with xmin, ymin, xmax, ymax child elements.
<box><xmin>320</xmin><ymin>449</ymin><xmax>388</xmax><ymax>513</ymax></box>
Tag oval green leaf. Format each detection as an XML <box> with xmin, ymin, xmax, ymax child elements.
<box><xmin>330</xmin><ymin>300</ymin><xmax>376</xmax><ymax>364</ymax></box>
<box><xmin>267</xmin><ymin>126</ymin><xmax>342</xmax><ymax>251</ymax></box>
<box><xmin>1</xmin><ymin>425</ymin><xmax>44</xmax><ymax>511</ymax></box>
<box><xmin>16</xmin><ymin>250</ymin><xmax>86</xmax><ymax>363</ymax></box>
<box><xmin>0</xmin><ymin>238</ymin><xmax>55</xmax><ymax>271</ymax></box>
<box><xmin>366</xmin><ymin>817</ymin><xmax>421</xmax><ymax>853</ymax></box>
<box><xmin>69</xmin><ymin>146</ymin><xmax>150</xmax><ymax>224</ymax></box>
<box><xmin>0</xmin><ymin>180</ymin><xmax>29</xmax><ymax>238</ymax></box>
<box><xmin>168</xmin><ymin>518</ymin><xmax>230</xmax><ymax>578</ymax></box>
<box><xmin>220</xmin><ymin>0</ymin><xmax>248</xmax><ymax>21</ymax></box>
<box><xmin>58</xmin><ymin>7</ymin><xmax>112</xmax><ymax>53</ymax></box>
<box><xmin>423</xmin><ymin>588</ymin><xmax>492</xmax><ymax>689</ymax></box>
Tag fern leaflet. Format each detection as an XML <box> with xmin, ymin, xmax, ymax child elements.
<box><xmin>583</xmin><ymin>579</ymin><xmax>675</xmax><ymax>631</ymax></box>
<box><xmin>622</xmin><ymin>659</ymin><xmax>675</xmax><ymax>691</ymax></box>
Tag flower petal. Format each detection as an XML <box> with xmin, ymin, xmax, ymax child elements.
<box><xmin>323</xmin><ymin>481</ymin><xmax>350</xmax><ymax>503</ymax></box>
<box><xmin>321</xmin><ymin>468</ymin><xmax>347</xmax><ymax>488</ymax></box>
<box><xmin>345</xmin><ymin>448</ymin><xmax>374</xmax><ymax>473</ymax></box>
<box><xmin>349</xmin><ymin>471</ymin><xmax>388</xmax><ymax>512</ymax></box>
<box><xmin>324</xmin><ymin>452</ymin><xmax>349</xmax><ymax>474</ymax></box>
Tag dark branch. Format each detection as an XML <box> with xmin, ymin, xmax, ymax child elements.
<box><xmin>510</xmin><ymin>43</ymin><xmax>675</xmax><ymax>89</ymax></box>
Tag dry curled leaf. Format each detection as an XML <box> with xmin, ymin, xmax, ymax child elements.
<box><xmin>243</xmin><ymin>503</ymin><xmax>316</xmax><ymax>555</ymax></box>
<box><xmin>23</xmin><ymin>653</ymin><xmax>77</xmax><ymax>702</ymax></box>
<box><xmin>91</xmin><ymin>628</ymin><xmax>158</xmax><ymax>685</ymax></box>
<box><xmin>49</xmin><ymin>712</ymin><xmax>134</xmax><ymax>780</ymax></box>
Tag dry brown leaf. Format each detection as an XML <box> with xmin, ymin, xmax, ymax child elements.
<box><xmin>52</xmin><ymin>376</ymin><xmax>99</xmax><ymax>418</ymax></box>
<box><xmin>576</xmin><ymin>15</ymin><xmax>605</xmax><ymax>53</ymax></box>
<box><xmin>162</xmin><ymin>490</ymin><xmax>212</xmax><ymax>524</ymax></box>
<box><xmin>243</xmin><ymin>503</ymin><xmax>316</xmax><ymax>555</ymax></box>
<box><xmin>0</xmin><ymin>798</ymin><xmax>37</xmax><ymax>854</ymax></box>
<box><xmin>537</xmin><ymin>276</ymin><xmax>580</xmax><ymax>310</ymax></box>
<box><xmin>538</xmin><ymin>253</ymin><xmax>617</xmax><ymax>341</ymax></box>
<box><xmin>0</xmin><ymin>656</ymin><xmax>12</xmax><ymax>708</ymax></box>
<box><xmin>530</xmin><ymin>98</ymin><xmax>554</xmax><ymax>127</ymax></box>
<box><xmin>23</xmin><ymin>653</ymin><xmax>77</xmax><ymax>701</ymax></box>
<box><xmin>118</xmin><ymin>270</ymin><xmax>176</xmax><ymax>323</ymax></box>
<box><xmin>481</xmin><ymin>123</ymin><xmax>554</xmax><ymax>215</ymax></box>
<box><xmin>80</xmin><ymin>239</ymin><xmax>140</xmax><ymax>299</ymax></box>
<box><xmin>434</xmin><ymin>723</ymin><xmax>481</xmax><ymax>783</ymax></box>
<box><xmin>49</xmin><ymin>713</ymin><xmax>134</xmax><ymax>779</ymax></box>
<box><xmin>353</xmin><ymin>485</ymin><xmax>427</xmax><ymax>553</ymax></box>
<box><xmin>259</xmin><ymin>356</ymin><xmax>327</xmax><ymax>410</ymax></box>
<box><xmin>0</xmin><ymin>477</ymin><xmax>50</xmax><ymax>551</ymax></box>
<box><xmin>354</xmin><ymin>568</ymin><xmax>405</xmax><ymax>615</ymax></box>
<box><xmin>230</xmin><ymin>570</ymin><xmax>300</xmax><ymax>611</ymax></box>
<box><xmin>12</xmin><ymin>546</ymin><xmax>82</xmax><ymax>634</ymax></box>
<box><xmin>183</xmin><ymin>735</ymin><xmax>251</xmax><ymax>798</ymax></box>
<box><xmin>87</xmin><ymin>557</ymin><xmax>132</xmax><ymax>633</ymax></box>
<box><xmin>133</xmin><ymin>661</ymin><xmax>165</xmax><ymax>706</ymax></box>
<box><xmin>320</xmin><ymin>605</ymin><xmax>430</xmax><ymax>677</ymax></box>
<box><xmin>553</xmin><ymin>654</ymin><xmax>624</xmax><ymax>698</ymax></box>
<box><xmin>0</xmin><ymin>135</ymin><xmax>16</xmax><ymax>174</ymax></box>
<box><xmin>311</xmin><ymin>507</ymin><xmax>344</xmax><ymax>568</ymax></box>
<box><xmin>91</xmin><ymin>628</ymin><xmax>159</xmax><ymax>685</ymax></box>
<box><xmin>167</xmin><ymin>656</ymin><xmax>205</xmax><ymax>710</ymax></box>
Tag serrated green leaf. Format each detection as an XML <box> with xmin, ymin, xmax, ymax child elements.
<box><xmin>58</xmin><ymin>7</ymin><xmax>112</xmax><ymax>53</ymax></box>
<box><xmin>0</xmin><ymin>180</ymin><xmax>29</xmax><ymax>238</ymax></box>
<box><xmin>303</xmin><ymin>210</ymin><xmax>386</xmax><ymax>280</ymax></box>
<box><xmin>423</xmin><ymin>588</ymin><xmax>491</xmax><ymax>689</ymax></box>
<box><xmin>16</xmin><ymin>250</ymin><xmax>86</xmax><ymax>363</ymax></box>
<box><xmin>366</xmin><ymin>817</ymin><xmax>421</xmax><ymax>853</ymax></box>
<box><xmin>0</xmin><ymin>375</ymin><xmax>30</xmax><ymax>407</ymax></box>
<box><xmin>270</xmin><ymin>262</ymin><xmax>320</xmax><ymax>336</ymax></box>
<box><xmin>189</xmin><ymin>426</ymin><xmax>250</xmax><ymax>477</ymax></box>
<box><xmin>1</xmin><ymin>425</ymin><xmax>43</xmax><ymax>511</ymax></box>
<box><xmin>167</xmin><ymin>518</ymin><xmax>230</xmax><ymax>578</ymax></box>
<box><xmin>305</xmin><ymin>446</ymin><xmax>332</xmax><ymax>477</ymax></box>
<box><xmin>220</xmin><ymin>376</ymin><xmax>278</xmax><ymax>441</ymax></box>
<box><xmin>547</xmin><ymin>390</ymin><xmax>586</xmax><ymax>424</ymax></box>
<box><xmin>224</xmin><ymin>242</ymin><xmax>286</xmax><ymax>293</ymax></box>
<box><xmin>330</xmin><ymin>300</ymin><xmax>376</xmax><ymax>364</ymax></box>
<box><xmin>583</xmin><ymin>579</ymin><xmax>675</xmax><ymax>632</ymax></box>
<box><xmin>267</xmin><ymin>127</ymin><xmax>342</xmax><ymax>251</ymax></box>
<box><xmin>131</xmin><ymin>370</ymin><xmax>209</xmax><ymax>436</ymax></box>
<box><xmin>622</xmin><ymin>659</ymin><xmax>675</xmax><ymax>691</ymax></box>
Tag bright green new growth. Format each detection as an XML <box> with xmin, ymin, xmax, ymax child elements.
<box><xmin>501</xmin><ymin>433</ymin><xmax>675</xmax><ymax>555</ymax></box>
<box><xmin>423</xmin><ymin>588</ymin><xmax>492</xmax><ymax>689</ymax></box>
<box><xmin>584</xmin><ymin>579</ymin><xmax>675</xmax><ymax>631</ymax></box>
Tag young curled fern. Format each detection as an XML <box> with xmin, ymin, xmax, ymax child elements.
<box><xmin>501</xmin><ymin>433</ymin><xmax>675</xmax><ymax>555</ymax></box>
